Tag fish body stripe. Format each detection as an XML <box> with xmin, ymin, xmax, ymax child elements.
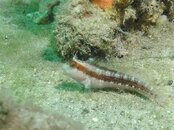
<box><xmin>69</xmin><ymin>59</ymin><xmax>154</xmax><ymax>96</ymax></box>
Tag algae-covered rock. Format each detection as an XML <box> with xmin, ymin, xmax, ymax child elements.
<box><xmin>55</xmin><ymin>0</ymin><xmax>121</xmax><ymax>60</ymax></box>
<box><xmin>162</xmin><ymin>0</ymin><xmax>174</xmax><ymax>21</ymax></box>
<box><xmin>115</xmin><ymin>0</ymin><xmax>174</xmax><ymax>31</ymax></box>
<box><xmin>54</xmin><ymin>0</ymin><xmax>174</xmax><ymax>60</ymax></box>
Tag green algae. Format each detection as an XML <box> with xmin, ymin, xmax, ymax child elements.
<box><xmin>42</xmin><ymin>34</ymin><xmax>63</xmax><ymax>62</ymax></box>
<box><xmin>55</xmin><ymin>82</ymin><xmax>86</xmax><ymax>92</ymax></box>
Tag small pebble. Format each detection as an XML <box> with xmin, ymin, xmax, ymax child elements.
<box><xmin>141</xmin><ymin>46</ymin><xmax>151</xmax><ymax>50</ymax></box>
<box><xmin>5</xmin><ymin>35</ymin><xmax>8</xmax><ymax>39</ymax></box>
<box><xmin>120</xmin><ymin>111</ymin><xmax>125</xmax><ymax>116</ymax></box>
<box><xmin>92</xmin><ymin>117</ymin><xmax>98</xmax><ymax>122</ymax></box>
<box><xmin>167</xmin><ymin>80</ymin><xmax>173</xmax><ymax>86</ymax></box>
<box><xmin>81</xmin><ymin>108</ymin><xmax>90</xmax><ymax>115</ymax></box>
<box><xmin>167</xmin><ymin>110</ymin><xmax>171</xmax><ymax>114</ymax></box>
<box><xmin>134</xmin><ymin>127</ymin><xmax>138</xmax><ymax>130</ymax></box>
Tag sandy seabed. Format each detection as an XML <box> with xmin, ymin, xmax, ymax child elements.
<box><xmin>1</xmin><ymin>0</ymin><xmax>174</xmax><ymax>130</ymax></box>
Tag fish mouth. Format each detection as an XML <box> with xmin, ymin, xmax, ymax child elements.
<box><xmin>62</xmin><ymin>64</ymin><xmax>72</xmax><ymax>74</ymax></box>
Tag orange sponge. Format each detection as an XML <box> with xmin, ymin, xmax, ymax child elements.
<box><xmin>91</xmin><ymin>0</ymin><xmax>113</xmax><ymax>9</ymax></box>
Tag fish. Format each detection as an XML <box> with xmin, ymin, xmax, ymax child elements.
<box><xmin>62</xmin><ymin>58</ymin><xmax>156</xmax><ymax>98</ymax></box>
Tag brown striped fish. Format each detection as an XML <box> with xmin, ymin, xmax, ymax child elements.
<box><xmin>62</xmin><ymin>58</ymin><xmax>171</xmax><ymax>107</ymax></box>
<box><xmin>62</xmin><ymin>58</ymin><xmax>158</xmax><ymax>100</ymax></box>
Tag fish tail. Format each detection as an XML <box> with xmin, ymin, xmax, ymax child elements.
<box><xmin>152</xmin><ymin>90</ymin><xmax>170</xmax><ymax>107</ymax></box>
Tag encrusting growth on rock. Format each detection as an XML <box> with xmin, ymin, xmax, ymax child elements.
<box><xmin>90</xmin><ymin>0</ymin><xmax>113</xmax><ymax>9</ymax></box>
